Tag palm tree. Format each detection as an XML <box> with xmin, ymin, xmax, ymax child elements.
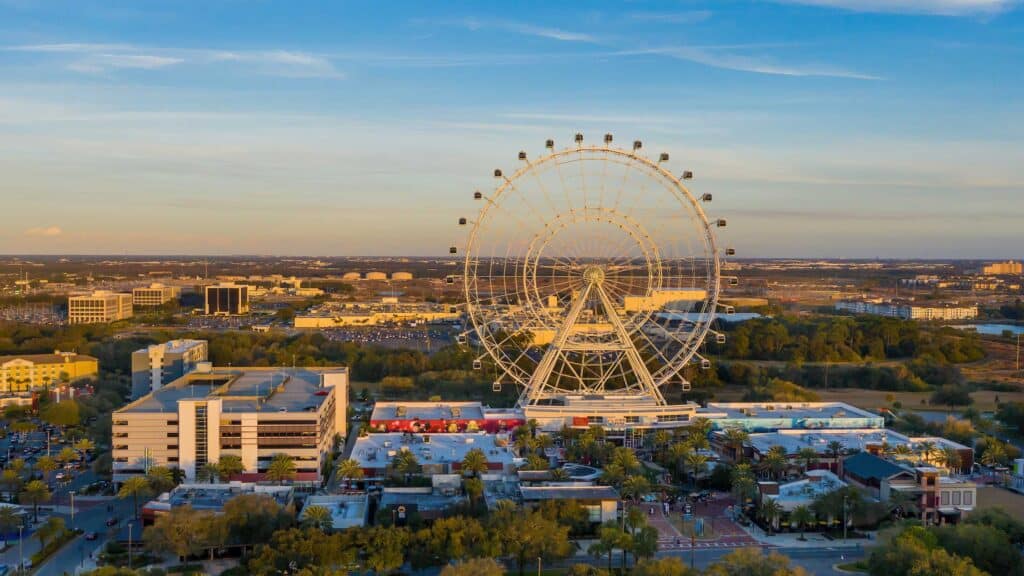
<box><xmin>625</xmin><ymin>506</ymin><xmax>647</xmax><ymax>536</ymax></box>
<box><xmin>796</xmin><ymin>447</ymin><xmax>818</xmax><ymax>475</ymax></box>
<box><xmin>689</xmin><ymin>417</ymin><xmax>713</xmax><ymax>442</ymax></box>
<box><xmin>941</xmin><ymin>447</ymin><xmax>962</xmax><ymax>474</ymax></box>
<box><xmin>915</xmin><ymin>440</ymin><xmax>938</xmax><ymax>465</ymax></box>
<box><xmin>335</xmin><ymin>458</ymin><xmax>365</xmax><ymax>487</ymax></box>
<box><xmin>73</xmin><ymin>438</ymin><xmax>95</xmax><ymax>456</ymax></box>
<box><xmin>549</xmin><ymin>468</ymin><xmax>570</xmax><ymax>481</ymax></box>
<box><xmin>892</xmin><ymin>444</ymin><xmax>913</xmax><ymax>461</ymax></box>
<box><xmin>463</xmin><ymin>476</ymin><xmax>484</xmax><ymax>505</ymax></box>
<box><xmin>620</xmin><ymin>475</ymin><xmax>651</xmax><ymax>503</ymax></box>
<box><xmin>57</xmin><ymin>447</ymin><xmax>78</xmax><ymax>465</ymax></box>
<box><xmin>600</xmin><ymin>463</ymin><xmax>626</xmax><ymax>489</ymax></box>
<box><xmin>760</xmin><ymin>446</ymin><xmax>788</xmax><ymax>480</ymax></box>
<box><xmin>196</xmin><ymin>463</ymin><xmax>220</xmax><ymax>483</ymax></box>
<box><xmin>217</xmin><ymin>455</ymin><xmax>245</xmax><ymax>480</ymax></box>
<box><xmin>758</xmin><ymin>498</ymin><xmax>782</xmax><ymax>536</ymax></box>
<box><xmin>826</xmin><ymin>441</ymin><xmax>844</xmax><ymax>475</ymax></box>
<box><xmin>302</xmin><ymin>505</ymin><xmax>333</xmax><ymax>531</ymax></box>
<box><xmin>888</xmin><ymin>489</ymin><xmax>920</xmax><ymax>520</ymax></box>
<box><xmin>146</xmin><ymin>466</ymin><xmax>176</xmax><ymax>494</ymax></box>
<box><xmin>35</xmin><ymin>456</ymin><xmax>57</xmax><ymax>483</ymax></box>
<box><xmin>730</xmin><ymin>463</ymin><xmax>756</xmax><ymax>504</ymax></box>
<box><xmin>790</xmin><ymin>505</ymin><xmax>814</xmax><ymax>541</ymax></box>
<box><xmin>118</xmin><ymin>476</ymin><xmax>151</xmax><ymax>520</ymax></box>
<box><xmin>461</xmin><ymin>448</ymin><xmax>489</xmax><ymax>478</ymax></box>
<box><xmin>722</xmin><ymin>428</ymin><xmax>749</xmax><ymax>462</ymax></box>
<box><xmin>0</xmin><ymin>506</ymin><xmax>20</xmax><ymax>541</ymax></box>
<box><xmin>266</xmin><ymin>453</ymin><xmax>297</xmax><ymax>484</ymax></box>
<box><xmin>684</xmin><ymin>452</ymin><xmax>709</xmax><ymax>487</ymax></box>
<box><xmin>391</xmin><ymin>449</ymin><xmax>420</xmax><ymax>484</ymax></box>
<box><xmin>652</xmin><ymin>430</ymin><xmax>672</xmax><ymax>460</ymax></box>
<box><xmin>981</xmin><ymin>442</ymin><xmax>1008</xmax><ymax>468</ymax></box>
<box><xmin>668</xmin><ymin>442</ymin><xmax>691</xmax><ymax>482</ymax></box>
<box><xmin>20</xmin><ymin>480</ymin><xmax>50</xmax><ymax>522</ymax></box>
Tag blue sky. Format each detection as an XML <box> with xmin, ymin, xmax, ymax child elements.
<box><xmin>0</xmin><ymin>0</ymin><xmax>1021</xmax><ymax>257</ymax></box>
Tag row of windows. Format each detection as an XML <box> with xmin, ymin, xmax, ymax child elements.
<box><xmin>940</xmin><ymin>490</ymin><xmax>973</xmax><ymax>506</ymax></box>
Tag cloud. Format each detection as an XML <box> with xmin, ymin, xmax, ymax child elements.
<box><xmin>618</xmin><ymin>46</ymin><xmax>881</xmax><ymax>79</ymax></box>
<box><xmin>437</xmin><ymin>17</ymin><xmax>597</xmax><ymax>43</ymax></box>
<box><xmin>771</xmin><ymin>0</ymin><xmax>1018</xmax><ymax>16</ymax></box>
<box><xmin>5</xmin><ymin>42</ymin><xmax>341</xmax><ymax>78</ymax></box>
<box><xmin>24</xmin><ymin>226</ymin><xmax>62</xmax><ymax>237</ymax></box>
<box><xmin>627</xmin><ymin>11</ymin><xmax>713</xmax><ymax>24</ymax></box>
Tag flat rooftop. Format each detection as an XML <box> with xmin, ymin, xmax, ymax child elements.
<box><xmin>371</xmin><ymin>401</ymin><xmax>486</xmax><ymax>421</ymax></box>
<box><xmin>766</xmin><ymin>470</ymin><xmax>846</xmax><ymax>506</ymax></box>
<box><xmin>350</xmin><ymin>433</ymin><xmax>514</xmax><ymax>468</ymax></box>
<box><xmin>120</xmin><ymin>366</ymin><xmax>345</xmax><ymax>414</ymax></box>
<box><xmin>702</xmin><ymin>402</ymin><xmax>880</xmax><ymax>421</ymax></box>
<box><xmin>137</xmin><ymin>339</ymin><xmax>205</xmax><ymax>355</ymax></box>
<box><xmin>744</xmin><ymin>428</ymin><xmax>969</xmax><ymax>456</ymax></box>
<box><xmin>145</xmin><ymin>482</ymin><xmax>292</xmax><ymax>513</ymax></box>
<box><xmin>379</xmin><ymin>487</ymin><xmax>465</xmax><ymax>512</ymax></box>
<box><xmin>301</xmin><ymin>494</ymin><xmax>367</xmax><ymax>530</ymax></box>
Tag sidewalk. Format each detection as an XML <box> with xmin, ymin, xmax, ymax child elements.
<box><xmin>737</xmin><ymin>520</ymin><xmax>872</xmax><ymax>549</ymax></box>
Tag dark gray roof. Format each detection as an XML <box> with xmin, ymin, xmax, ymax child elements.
<box><xmin>843</xmin><ymin>452</ymin><xmax>912</xmax><ymax>481</ymax></box>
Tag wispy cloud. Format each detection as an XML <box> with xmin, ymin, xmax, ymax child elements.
<box><xmin>771</xmin><ymin>0</ymin><xmax>1018</xmax><ymax>16</ymax></box>
<box><xmin>24</xmin><ymin>226</ymin><xmax>62</xmax><ymax>237</ymax></box>
<box><xmin>5</xmin><ymin>42</ymin><xmax>342</xmax><ymax>78</ymax></box>
<box><xmin>627</xmin><ymin>10</ymin><xmax>713</xmax><ymax>24</ymax></box>
<box><xmin>617</xmin><ymin>46</ymin><xmax>881</xmax><ymax>79</ymax></box>
<box><xmin>435</xmin><ymin>17</ymin><xmax>597</xmax><ymax>43</ymax></box>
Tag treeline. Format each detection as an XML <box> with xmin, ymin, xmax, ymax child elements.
<box><xmin>691</xmin><ymin>357</ymin><xmax>965</xmax><ymax>392</ymax></box>
<box><xmin>712</xmin><ymin>315</ymin><xmax>985</xmax><ymax>364</ymax></box>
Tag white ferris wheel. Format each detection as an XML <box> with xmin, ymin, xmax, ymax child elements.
<box><xmin>457</xmin><ymin>134</ymin><xmax>732</xmax><ymax>409</ymax></box>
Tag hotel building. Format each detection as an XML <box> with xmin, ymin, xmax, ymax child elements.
<box><xmin>130</xmin><ymin>339</ymin><xmax>208</xmax><ymax>398</ymax></box>
<box><xmin>112</xmin><ymin>365</ymin><xmax>347</xmax><ymax>485</ymax></box>
<box><xmin>0</xmin><ymin>351</ymin><xmax>98</xmax><ymax>393</ymax></box>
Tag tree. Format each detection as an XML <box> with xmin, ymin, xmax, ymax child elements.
<box><xmin>74</xmin><ymin>438</ymin><xmax>95</xmax><ymax>455</ymax></box>
<box><xmin>730</xmin><ymin>463</ymin><xmax>757</xmax><ymax>504</ymax></box>
<box><xmin>144</xmin><ymin>504</ymin><xmax>217</xmax><ymax>561</ymax></box>
<box><xmin>464</xmin><ymin>476</ymin><xmax>484</xmax><ymax>505</ymax></box>
<box><xmin>966</xmin><ymin>507</ymin><xmax>1024</xmax><ymax>546</ymax></box>
<box><xmin>362</xmin><ymin>525</ymin><xmax>411</xmax><ymax>574</ymax></box>
<box><xmin>790</xmin><ymin>505</ymin><xmax>814</xmax><ymax>541</ymax></box>
<box><xmin>722</xmin><ymin>428</ymin><xmax>749</xmax><ymax>462</ymax></box>
<box><xmin>589</xmin><ymin>523</ymin><xmax>629</xmax><ymax>573</ymax></box>
<box><xmin>704</xmin><ymin>547</ymin><xmax>810</xmax><ymax>576</ymax></box>
<box><xmin>222</xmin><ymin>494</ymin><xmax>294</xmax><ymax>551</ymax></box>
<box><xmin>265</xmin><ymin>453</ymin><xmax>296</xmax><ymax>484</ymax></box>
<box><xmin>759</xmin><ymin>499</ymin><xmax>783</xmax><ymax>535</ymax></box>
<box><xmin>620</xmin><ymin>475</ymin><xmax>651</xmax><ymax>503</ymax></box>
<box><xmin>826</xmin><ymin>440</ymin><xmax>844</xmax><ymax>475</ymax></box>
<box><xmin>941</xmin><ymin>447</ymin><xmax>962</xmax><ymax>473</ymax></box>
<box><xmin>632</xmin><ymin>557</ymin><xmax>696</xmax><ymax>576</ymax></box>
<box><xmin>335</xmin><ymin>458</ymin><xmax>365</xmax><ymax>486</ymax></box>
<box><xmin>501</xmin><ymin>510</ymin><xmax>572</xmax><ymax>576</ymax></box>
<box><xmin>440</xmin><ymin>558</ymin><xmax>506</xmax><ymax>576</ymax></box>
<box><xmin>57</xmin><ymin>446</ymin><xmax>78</xmax><ymax>465</ymax></box>
<box><xmin>684</xmin><ymin>451</ymin><xmax>709</xmax><ymax>487</ymax></box>
<box><xmin>933</xmin><ymin>523</ymin><xmax>1023</xmax><ymax>576</ymax></box>
<box><xmin>118</xmin><ymin>476</ymin><xmax>151</xmax><ymax>520</ymax></box>
<box><xmin>35</xmin><ymin>455</ymin><xmax>58</xmax><ymax>482</ymax></box>
<box><xmin>35</xmin><ymin>516</ymin><xmax>65</xmax><ymax>549</ymax></box>
<box><xmin>916</xmin><ymin>440</ymin><xmax>938</xmax><ymax>465</ymax></box>
<box><xmin>41</xmin><ymin>400</ymin><xmax>80</xmax><ymax>428</ymax></box>
<box><xmin>301</xmin><ymin>504</ymin><xmax>333</xmax><ymax>532</ymax></box>
<box><xmin>760</xmin><ymin>446</ymin><xmax>788</xmax><ymax>480</ymax></box>
<box><xmin>20</xmin><ymin>479</ymin><xmax>51</xmax><ymax>522</ymax></box>
<box><xmin>0</xmin><ymin>506</ymin><xmax>21</xmax><ymax>538</ymax></box>
<box><xmin>981</xmin><ymin>442</ymin><xmax>1008</xmax><ymax>468</ymax></box>
<box><xmin>461</xmin><ymin>448</ymin><xmax>489</xmax><ymax>477</ymax></box>
<box><xmin>868</xmin><ymin>525</ymin><xmax>986</xmax><ymax>576</ymax></box>
<box><xmin>632</xmin><ymin>525</ymin><xmax>659</xmax><ymax>561</ymax></box>
<box><xmin>217</xmin><ymin>455</ymin><xmax>245</xmax><ymax>480</ymax></box>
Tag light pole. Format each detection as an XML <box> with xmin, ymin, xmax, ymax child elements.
<box><xmin>128</xmin><ymin>522</ymin><xmax>133</xmax><ymax>569</ymax></box>
<box><xmin>69</xmin><ymin>490</ymin><xmax>75</xmax><ymax>531</ymax></box>
<box><xmin>537</xmin><ymin>556</ymin><xmax>541</xmax><ymax>576</ymax></box>
<box><xmin>843</xmin><ymin>495</ymin><xmax>848</xmax><ymax>541</ymax></box>
<box><xmin>18</xmin><ymin>524</ymin><xmax>24</xmax><ymax>573</ymax></box>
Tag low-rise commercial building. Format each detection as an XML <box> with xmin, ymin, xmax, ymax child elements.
<box><xmin>130</xmin><ymin>339</ymin><xmax>208</xmax><ymax>398</ymax></box>
<box><xmin>760</xmin><ymin>470</ymin><xmax>847</xmax><ymax>513</ymax></box>
<box><xmin>0</xmin><ymin>351</ymin><xmax>98</xmax><ymax>393</ymax></box>
<box><xmin>982</xmin><ymin>261</ymin><xmax>1022</xmax><ymax>275</ymax></box>
<box><xmin>299</xmin><ymin>494</ymin><xmax>368</xmax><ymax>530</ymax></box>
<box><xmin>112</xmin><ymin>365</ymin><xmax>347</xmax><ymax>485</ymax></box>
<box><xmin>350</xmin><ymin>433</ymin><xmax>516</xmax><ymax>481</ymax></box>
<box><xmin>68</xmin><ymin>291</ymin><xmax>133</xmax><ymax>324</ymax></box>
<box><xmin>132</xmin><ymin>283</ymin><xmax>181</xmax><ymax>307</ymax></box>
<box><xmin>519</xmin><ymin>485</ymin><xmax>620</xmax><ymax>524</ymax></box>
<box><xmin>369</xmin><ymin>401</ymin><xmax>525</xmax><ymax>434</ymax></box>
<box><xmin>140</xmin><ymin>481</ymin><xmax>294</xmax><ymax>525</ymax></box>
<box><xmin>843</xmin><ymin>453</ymin><xmax>976</xmax><ymax>524</ymax></box>
<box><xmin>699</xmin><ymin>402</ymin><xmax>885</xmax><ymax>432</ymax></box>
<box><xmin>835</xmin><ymin>300</ymin><xmax>977</xmax><ymax>321</ymax></box>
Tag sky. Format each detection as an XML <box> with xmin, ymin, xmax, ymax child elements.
<box><xmin>0</xmin><ymin>0</ymin><xmax>1021</xmax><ymax>258</ymax></box>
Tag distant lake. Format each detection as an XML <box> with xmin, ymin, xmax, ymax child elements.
<box><xmin>951</xmin><ymin>323</ymin><xmax>1024</xmax><ymax>336</ymax></box>
<box><xmin>657</xmin><ymin>312</ymin><xmax>763</xmax><ymax>323</ymax></box>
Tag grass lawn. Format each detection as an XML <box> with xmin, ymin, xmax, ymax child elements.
<box><xmin>976</xmin><ymin>486</ymin><xmax>1024</xmax><ymax>517</ymax></box>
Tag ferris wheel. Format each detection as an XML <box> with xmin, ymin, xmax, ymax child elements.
<box><xmin>457</xmin><ymin>134</ymin><xmax>732</xmax><ymax>408</ymax></box>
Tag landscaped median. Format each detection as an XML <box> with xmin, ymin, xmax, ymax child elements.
<box><xmin>30</xmin><ymin>526</ymin><xmax>82</xmax><ymax>570</ymax></box>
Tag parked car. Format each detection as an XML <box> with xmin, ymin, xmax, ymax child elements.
<box><xmin>85</xmin><ymin>532</ymin><xmax>98</xmax><ymax>541</ymax></box>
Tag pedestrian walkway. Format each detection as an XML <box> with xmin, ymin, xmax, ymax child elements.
<box><xmin>629</xmin><ymin>495</ymin><xmax>761</xmax><ymax>552</ymax></box>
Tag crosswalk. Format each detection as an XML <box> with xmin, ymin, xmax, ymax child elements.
<box><xmin>658</xmin><ymin>539</ymin><xmax>764</xmax><ymax>550</ymax></box>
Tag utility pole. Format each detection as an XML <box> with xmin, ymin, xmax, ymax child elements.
<box><xmin>843</xmin><ymin>495</ymin><xmax>848</xmax><ymax>541</ymax></box>
<box><xmin>128</xmin><ymin>522</ymin><xmax>133</xmax><ymax>569</ymax></box>
<box><xmin>537</xmin><ymin>556</ymin><xmax>542</xmax><ymax>576</ymax></box>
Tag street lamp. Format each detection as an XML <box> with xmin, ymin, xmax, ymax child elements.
<box><xmin>127</xmin><ymin>522</ymin><xmax>133</xmax><ymax>569</ymax></box>
<box><xmin>18</xmin><ymin>524</ymin><xmax>24</xmax><ymax>573</ymax></box>
<box><xmin>69</xmin><ymin>490</ymin><xmax>75</xmax><ymax>531</ymax></box>
<box><xmin>537</xmin><ymin>556</ymin><xmax>542</xmax><ymax>576</ymax></box>
<box><xmin>843</xmin><ymin>495</ymin><xmax>848</xmax><ymax>541</ymax></box>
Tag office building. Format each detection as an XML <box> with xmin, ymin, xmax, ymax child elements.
<box><xmin>132</xmin><ymin>283</ymin><xmax>181</xmax><ymax>307</ymax></box>
<box><xmin>982</xmin><ymin>261</ymin><xmax>1022</xmax><ymax>275</ymax></box>
<box><xmin>835</xmin><ymin>300</ymin><xmax>977</xmax><ymax>321</ymax></box>
<box><xmin>130</xmin><ymin>339</ymin><xmax>208</xmax><ymax>398</ymax></box>
<box><xmin>112</xmin><ymin>365</ymin><xmax>347</xmax><ymax>485</ymax></box>
<box><xmin>204</xmin><ymin>283</ymin><xmax>250</xmax><ymax>315</ymax></box>
<box><xmin>68</xmin><ymin>291</ymin><xmax>133</xmax><ymax>324</ymax></box>
<box><xmin>0</xmin><ymin>351</ymin><xmax>98</xmax><ymax>393</ymax></box>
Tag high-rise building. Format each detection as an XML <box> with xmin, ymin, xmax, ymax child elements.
<box><xmin>130</xmin><ymin>339</ymin><xmax>208</xmax><ymax>398</ymax></box>
<box><xmin>204</xmin><ymin>283</ymin><xmax>250</xmax><ymax>315</ymax></box>
<box><xmin>982</xmin><ymin>261</ymin><xmax>1023</xmax><ymax>275</ymax></box>
<box><xmin>132</xmin><ymin>283</ymin><xmax>181</xmax><ymax>307</ymax></box>
<box><xmin>68</xmin><ymin>291</ymin><xmax>133</xmax><ymax>324</ymax></box>
<box><xmin>0</xmin><ymin>351</ymin><xmax>98</xmax><ymax>393</ymax></box>
<box><xmin>112</xmin><ymin>365</ymin><xmax>348</xmax><ymax>484</ymax></box>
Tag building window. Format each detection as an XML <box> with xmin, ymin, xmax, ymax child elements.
<box><xmin>964</xmin><ymin>491</ymin><xmax>973</xmax><ymax>506</ymax></box>
<box><xmin>952</xmin><ymin>491</ymin><xmax>961</xmax><ymax>506</ymax></box>
<box><xmin>941</xmin><ymin>491</ymin><xmax>949</xmax><ymax>506</ymax></box>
